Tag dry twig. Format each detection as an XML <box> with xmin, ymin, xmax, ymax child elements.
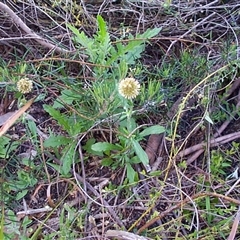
<box><xmin>0</xmin><ymin>2</ymin><xmax>74</xmax><ymax>54</ymax></box>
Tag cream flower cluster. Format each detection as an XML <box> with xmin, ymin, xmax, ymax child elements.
<box><xmin>17</xmin><ymin>78</ymin><xmax>33</xmax><ymax>94</ymax></box>
<box><xmin>118</xmin><ymin>77</ymin><xmax>140</xmax><ymax>99</ymax></box>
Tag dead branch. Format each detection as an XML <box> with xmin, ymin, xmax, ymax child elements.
<box><xmin>0</xmin><ymin>2</ymin><xmax>74</xmax><ymax>54</ymax></box>
<box><xmin>177</xmin><ymin>131</ymin><xmax>240</xmax><ymax>159</ymax></box>
<box><xmin>227</xmin><ymin>207</ymin><xmax>240</xmax><ymax>240</ymax></box>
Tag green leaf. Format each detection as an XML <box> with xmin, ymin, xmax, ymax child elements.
<box><xmin>205</xmin><ymin>112</ymin><xmax>214</xmax><ymax>125</ymax></box>
<box><xmin>68</xmin><ymin>24</ymin><xmax>93</xmax><ymax>49</ymax></box>
<box><xmin>222</xmin><ymin>162</ymin><xmax>231</xmax><ymax>167</ymax></box>
<box><xmin>82</xmin><ymin>138</ymin><xmax>104</xmax><ymax>156</ymax></box>
<box><xmin>96</xmin><ymin>15</ymin><xmax>110</xmax><ymax>44</ymax></box>
<box><xmin>0</xmin><ymin>136</ymin><xmax>18</xmax><ymax>158</ymax></box>
<box><xmin>19</xmin><ymin>63</ymin><xmax>27</xmax><ymax>74</ymax></box>
<box><xmin>118</xmin><ymin>60</ymin><xmax>128</xmax><ymax>79</ymax></box>
<box><xmin>61</xmin><ymin>141</ymin><xmax>77</xmax><ymax>175</ymax></box>
<box><xmin>0</xmin><ymin>136</ymin><xmax>10</xmax><ymax>157</ymax></box>
<box><xmin>35</xmin><ymin>93</ymin><xmax>47</xmax><ymax>102</ymax></box>
<box><xmin>53</xmin><ymin>89</ymin><xmax>82</xmax><ymax>109</ymax></box>
<box><xmin>101</xmin><ymin>158</ymin><xmax>114</xmax><ymax>166</ymax></box>
<box><xmin>119</xmin><ymin>28</ymin><xmax>161</xmax><ymax>64</ymax></box>
<box><xmin>91</xmin><ymin>142</ymin><xmax>121</xmax><ymax>152</ymax></box>
<box><xmin>124</xmin><ymin>44</ymin><xmax>145</xmax><ymax>64</ymax></box>
<box><xmin>47</xmin><ymin>162</ymin><xmax>61</xmax><ymax>172</ymax></box>
<box><xmin>43</xmin><ymin>105</ymin><xmax>70</xmax><ymax>132</ymax></box>
<box><xmin>132</xmin><ymin>139</ymin><xmax>149</xmax><ymax>165</ymax></box>
<box><xmin>139</xmin><ymin>125</ymin><xmax>165</xmax><ymax>138</ymax></box>
<box><xmin>126</xmin><ymin>163</ymin><xmax>136</xmax><ymax>183</ymax></box>
<box><xmin>205</xmin><ymin>196</ymin><xmax>213</xmax><ymax>224</ymax></box>
<box><xmin>16</xmin><ymin>189</ymin><xmax>28</xmax><ymax>200</ymax></box>
<box><xmin>44</xmin><ymin>135</ymin><xmax>72</xmax><ymax>148</ymax></box>
<box><xmin>130</xmin><ymin>156</ymin><xmax>141</xmax><ymax>164</ymax></box>
<box><xmin>137</xmin><ymin>27</ymin><xmax>162</xmax><ymax>40</ymax></box>
<box><xmin>27</xmin><ymin>120</ymin><xmax>38</xmax><ymax>139</ymax></box>
<box><xmin>149</xmin><ymin>170</ymin><xmax>162</xmax><ymax>177</ymax></box>
<box><xmin>95</xmin><ymin>15</ymin><xmax>111</xmax><ymax>62</ymax></box>
<box><xmin>68</xmin><ymin>24</ymin><xmax>95</xmax><ymax>60</ymax></box>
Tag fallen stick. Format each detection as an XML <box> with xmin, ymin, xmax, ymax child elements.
<box><xmin>17</xmin><ymin>206</ymin><xmax>52</xmax><ymax>220</ymax></box>
<box><xmin>177</xmin><ymin>131</ymin><xmax>240</xmax><ymax>159</ymax></box>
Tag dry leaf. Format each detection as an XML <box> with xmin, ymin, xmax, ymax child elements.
<box><xmin>0</xmin><ymin>111</ymin><xmax>17</xmax><ymax>126</ymax></box>
<box><xmin>0</xmin><ymin>98</ymin><xmax>35</xmax><ymax>137</ymax></box>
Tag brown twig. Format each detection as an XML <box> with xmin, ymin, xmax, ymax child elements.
<box><xmin>177</xmin><ymin>131</ymin><xmax>240</xmax><ymax>160</ymax></box>
<box><xmin>227</xmin><ymin>207</ymin><xmax>240</xmax><ymax>240</ymax></box>
<box><xmin>0</xmin><ymin>2</ymin><xmax>74</xmax><ymax>54</ymax></box>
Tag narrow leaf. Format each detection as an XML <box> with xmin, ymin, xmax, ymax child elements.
<box><xmin>44</xmin><ymin>135</ymin><xmax>72</xmax><ymax>148</ymax></box>
<box><xmin>43</xmin><ymin>105</ymin><xmax>70</xmax><ymax>131</ymax></box>
<box><xmin>61</xmin><ymin>142</ymin><xmax>77</xmax><ymax>175</ymax></box>
<box><xmin>68</xmin><ymin>24</ymin><xmax>94</xmax><ymax>52</ymax></box>
<box><xmin>138</xmin><ymin>27</ymin><xmax>162</xmax><ymax>39</ymax></box>
<box><xmin>126</xmin><ymin>163</ymin><xmax>136</xmax><ymax>183</ymax></box>
<box><xmin>132</xmin><ymin>139</ymin><xmax>149</xmax><ymax>165</ymax></box>
<box><xmin>139</xmin><ymin>125</ymin><xmax>165</xmax><ymax>138</ymax></box>
<box><xmin>101</xmin><ymin>158</ymin><xmax>113</xmax><ymax>166</ymax></box>
<box><xmin>91</xmin><ymin>142</ymin><xmax>120</xmax><ymax>152</ymax></box>
<box><xmin>205</xmin><ymin>112</ymin><xmax>214</xmax><ymax>125</ymax></box>
<box><xmin>97</xmin><ymin>15</ymin><xmax>108</xmax><ymax>41</ymax></box>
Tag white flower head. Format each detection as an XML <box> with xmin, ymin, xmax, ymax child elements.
<box><xmin>118</xmin><ymin>77</ymin><xmax>140</xmax><ymax>99</ymax></box>
<box><xmin>17</xmin><ymin>78</ymin><xmax>33</xmax><ymax>94</ymax></box>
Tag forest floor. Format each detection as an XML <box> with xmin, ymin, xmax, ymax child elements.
<box><xmin>1</xmin><ymin>1</ymin><xmax>240</xmax><ymax>239</ymax></box>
